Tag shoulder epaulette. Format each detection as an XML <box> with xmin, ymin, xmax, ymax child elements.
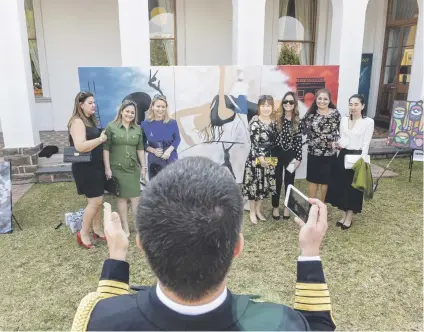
<box><xmin>71</xmin><ymin>280</ymin><xmax>130</xmax><ymax>331</ymax></box>
<box><xmin>71</xmin><ymin>292</ymin><xmax>102</xmax><ymax>332</ymax></box>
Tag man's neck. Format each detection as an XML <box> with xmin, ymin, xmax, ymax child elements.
<box><xmin>158</xmin><ymin>281</ymin><xmax>227</xmax><ymax>306</ymax></box>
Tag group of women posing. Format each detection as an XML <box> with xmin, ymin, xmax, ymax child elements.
<box><xmin>242</xmin><ymin>89</ymin><xmax>374</xmax><ymax>229</ymax></box>
<box><xmin>68</xmin><ymin>92</ymin><xmax>180</xmax><ymax>249</ymax></box>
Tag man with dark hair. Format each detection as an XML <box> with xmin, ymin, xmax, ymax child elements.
<box><xmin>72</xmin><ymin>157</ymin><xmax>336</xmax><ymax>331</ymax></box>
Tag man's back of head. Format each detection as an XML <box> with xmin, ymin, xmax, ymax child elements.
<box><xmin>137</xmin><ymin>157</ymin><xmax>244</xmax><ymax>301</ymax></box>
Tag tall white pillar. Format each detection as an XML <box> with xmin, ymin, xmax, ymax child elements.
<box><xmin>328</xmin><ymin>0</ymin><xmax>370</xmax><ymax>115</ymax></box>
<box><xmin>232</xmin><ymin>0</ymin><xmax>267</xmax><ymax>65</ymax></box>
<box><xmin>118</xmin><ymin>0</ymin><xmax>151</xmax><ymax>67</ymax></box>
<box><xmin>0</xmin><ymin>0</ymin><xmax>40</xmax><ymax>149</ymax></box>
<box><xmin>408</xmin><ymin>0</ymin><xmax>424</xmax><ymax>100</ymax></box>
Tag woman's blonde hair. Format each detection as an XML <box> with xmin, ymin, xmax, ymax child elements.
<box><xmin>146</xmin><ymin>95</ymin><xmax>170</xmax><ymax>123</ymax></box>
<box><xmin>67</xmin><ymin>91</ymin><xmax>97</xmax><ymax>128</ymax></box>
<box><xmin>113</xmin><ymin>100</ymin><xmax>138</xmax><ymax>126</ymax></box>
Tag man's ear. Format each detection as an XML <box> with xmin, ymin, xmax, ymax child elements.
<box><xmin>136</xmin><ymin>234</ymin><xmax>144</xmax><ymax>253</ymax></box>
<box><xmin>233</xmin><ymin>233</ymin><xmax>244</xmax><ymax>258</ymax></box>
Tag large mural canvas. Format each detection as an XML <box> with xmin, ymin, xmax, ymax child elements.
<box><xmin>79</xmin><ymin>65</ymin><xmax>339</xmax><ymax>181</ymax></box>
<box><xmin>0</xmin><ymin>161</ymin><xmax>12</xmax><ymax>234</ymax></box>
<box><xmin>387</xmin><ymin>100</ymin><xmax>423</xmax><ymax>150</ymax></box>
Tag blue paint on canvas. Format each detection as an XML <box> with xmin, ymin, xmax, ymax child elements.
<box><xmin>0</xmin><ymin>161</ymin><xmax>12</xmax><ymax>234</ymax></box>
<box><xmin>358</xmin><ymin>54</ymin><xmax>373</xmax><ymax>115</ymax></box>
<box><xmin>78</xmin><ymin>67</ymin><xmax>159</xmax><ymax>128</ymax></box>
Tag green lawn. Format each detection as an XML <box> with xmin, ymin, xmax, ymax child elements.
<box><xmin>0</xmin><ymin>158</ymin><xmax>422</xmax><ymax>331</ymax></box>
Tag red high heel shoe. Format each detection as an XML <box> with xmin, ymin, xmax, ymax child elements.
<box><xmin>77</xmin><ymin>231</ymin><xmax>94</xmax><ymax>249</ymax></box>
<box><xmin>92</xmin><ymin>232</ymin><xmax>106</xmax><ymax>241</ymax></box>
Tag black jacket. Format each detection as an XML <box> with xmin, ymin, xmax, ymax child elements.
<box><xmin>72</xmin><ymin>259</ymin><xmax>336</xmax><ymax>331</ymax></box>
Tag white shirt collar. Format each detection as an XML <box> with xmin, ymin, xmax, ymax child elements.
<box><xmin>156</xmin><ymin>284</ymin><xmax>228</xmax><ymax>316</ymax></box>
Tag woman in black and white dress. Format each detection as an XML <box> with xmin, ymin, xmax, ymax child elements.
<box><xmin>271</xmin><ymin>92</ymin><xmax>303</xmax><ymax>220</ymax></box>
<box><xmin>326</xmin><ymin>94</ymin><xmax>374</xmax><ymax>230</ymax></box>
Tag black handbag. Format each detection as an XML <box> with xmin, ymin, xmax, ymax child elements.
<box><xmin>105</xmin><ymin>176</ymin><xmax>120</xmax><ymax>196</ymax></box>
<box><xmin>63</xmin><ymin>147</ymin><xmax>92</xmax><ymax>163</ymax></box>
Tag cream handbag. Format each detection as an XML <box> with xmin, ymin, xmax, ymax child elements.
<box><xmin>344</xmin><ymin>154</ymin><xmax>370</xmax><ymax>169</ymax></box>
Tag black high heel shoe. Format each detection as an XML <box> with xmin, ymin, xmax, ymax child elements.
<box><xmin>336</xmin><ymin>221</ymin><xmax>344</xmax><ymax>227</ymax></box>
<box><xmin>341</xmin><ymin>222</ymin><xmax>353</xmax><ymax>230</ymax></box>
<box><xmin>272</xmin><ymin>214</ymin><xmax>281</xmax><ymax>220</ymax></box>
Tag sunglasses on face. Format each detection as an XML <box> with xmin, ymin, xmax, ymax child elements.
<box><xmin>78</xmin><ymin>91</ymin><xmax>90</xmax><ymax>102</ymax></box>
<box><xmin>282</xmin><ymin>100</ymin><xmax>295</xmax><ymax>105</ymax></box>
<box><xmin>122</xmin><ymin>100</ymin><xmax>137</xmax><ymax>109</ymax></box>
<box><xmin>153</xmin><ymin>94</ymin><xmax>167</xmax><ymax>100</ymax></box>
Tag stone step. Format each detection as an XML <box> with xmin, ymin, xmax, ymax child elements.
<box><xmin>12</xmin><ymin>173</ymin><xmax>37</xmax><ymax>182</ymax></box>
<box><xmin>35</xmin><ymin>165</ymin><xmax>73</xmax><ymax>183</ymax></box>
<box><xmin>38</xmin><ymin>153</ymin><xmax>69</xmax><ymax>167</ymax></box>
<box><xmin>369</xmin><ymin>146</ymin><xmax>412</xmax><ymax>159</ymax></box>
<box><xmin>370</xmin><ymin>138</ymin><xmax>388</xmax><ymax>149</ymax></box>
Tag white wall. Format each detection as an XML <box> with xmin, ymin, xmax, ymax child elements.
<box><xmin>179</xmin><ymin>0</ymin><xmax>233</xmax><ymax>65</ymax></box>
<box><xmin>362</xmin><ymin>0</ymin><xmax>388</xmax><ymax>118</ymax></box>
<box><xmin>40</xmin><ymin>0</ymin><xmax>121</xmax><ymax>130</ymax></box>
<box><xmin>35</xmin><ymin>100</ymin><xmax>54</xmax><ymax>130</ymax></box>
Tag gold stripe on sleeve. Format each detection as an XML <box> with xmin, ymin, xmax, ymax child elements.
<box><xmin>295</xmin><ymin>289</ymin><xmax>330</xmax><ymax>297</ymax></box>
<box><xmin>97</xmin><ymin>286</ymin><xmax>130</xmax><ymax>296</ymax></box>
<box><xmin>296</xmin><ymin>282</ymin><xmax>328</xmax><ymax>290</ymax></box>
<box><xmin>295</xmin><ymin>296</ymin><xmax>331</xmax><ymax>305</ymax></box>
<box><xmin>98</xmin><ymin>280</ymin><xmax>129</xmax><ymax>291</ymax></box>
<box><xmin>294</xmin><ymin>303</ymin><xmax>332</xmax><ymax>311</ymax></box>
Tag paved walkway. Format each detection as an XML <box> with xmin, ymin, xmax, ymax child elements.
<box><xmin>12</xmin><ymin>183</ymin><xmax>34</xmax><ymax>205</ymax></box>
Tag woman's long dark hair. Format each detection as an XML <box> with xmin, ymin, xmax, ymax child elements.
<box><xmin>349</xmin><ymin>94</ymin><xmax>367</xmax><ymax>119</ymax></box>
<box><xmin>278</xmin><ymin>91</ymin><xmax>300</xmax><ymax>132</ymax></box>
<box><xmin>307</xmin><ymin>88</ymin><xmax>337</xmax><ymax>115</ymax></box>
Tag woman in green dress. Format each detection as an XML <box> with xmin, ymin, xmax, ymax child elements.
<box><xmin>103</xmin><ymin>100</ymin><xmax>146</xmax><ymax>236</ymax></box>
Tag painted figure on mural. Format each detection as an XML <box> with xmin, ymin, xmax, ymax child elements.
<box><xmin>175</xmin><ymin>67</ymin><xmax>258</xmax><ymax>145</ymax></box>
<box><xmin>175</xmin><ymin>67</ymin><xmax>260</xmax><ymax>180</ymax></box>
<box><xmin>388</xmin><ymin>100</ymin><xmax>423</xmax><ymax>149</ymax></box>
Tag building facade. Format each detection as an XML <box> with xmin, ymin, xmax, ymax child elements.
<box><xmin>0</xmin><ymin>0</ymin><xmax>423</xmax><ymax>155</ymax></box>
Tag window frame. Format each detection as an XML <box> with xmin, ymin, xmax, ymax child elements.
<box><xmin>25</xmin><ymin>0</ymin><xmax>50</xmax><ymax>100</ymax></box>
<box><xmin>276</xmin><ymin>0</ymin><xmax>318</xmax><ymax>65</ymax></box>
<box><xmin>149</xmin><ymin>0</ymin><xmax>178</xmax><ymax>65</ymax></box>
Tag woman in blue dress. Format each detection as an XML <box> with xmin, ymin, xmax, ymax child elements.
<box><xmin>141</xmin><ymin>94</ymin><xmax>181</xmax><ymax>179</ymax></box>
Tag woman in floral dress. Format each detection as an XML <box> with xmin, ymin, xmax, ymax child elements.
<box><xmin>302</xmin><ymin>88</ymin><xmax>341</xmax><ymax>201</ymax></box>
<box><xmin>242</xmin><ymin>95</ymin><xmax>279</xmax><ymax>224</ymax></box>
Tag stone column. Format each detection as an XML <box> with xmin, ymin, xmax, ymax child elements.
<box><xmin>328</xmin><ymin>0</ymin><xmax>370</xmax><ymax>115</ymax></box>
<box><xmin>408</xmin><ymin>0</ymin><xmax>424</xmax><ymax>100</ymax></box>
<box><xmin>117</xmin><ymin>0</ymin><xmax>151</xmax><ymax>67</ymax></box>
<box><xmin>0</xmin><ymin>0</ymin><xmax>42</xmax><ymax>179</ymax></box>
<box><xmin>232</xmin><ymin>0</ymin><xmax>267</xmax><ymax>65</ymax></box>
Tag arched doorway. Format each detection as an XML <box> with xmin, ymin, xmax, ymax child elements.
<box><xmin>375</xmin><ymin>0</ymin><xmax>419</xmax><ymax>127</ymax></box>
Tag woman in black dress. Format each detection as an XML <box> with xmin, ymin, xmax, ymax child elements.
<box><xmin>272</xmin><ymin>92</ymin><xmax>303</xmax><ymax>220</ymax></box>
<box><xmin>68</xmin><ymin>91</ymin><xmax>107</xmax><ymax>249</ymax></box>
<box><xmin>326</xmin><ymin>94</ymin><xmax>374</xmax><ymax>230</ymax></box>
<box><xmin>302</xmin><ymin>89</ymin><xmax>340</xmax><ymax>201</ymax></box>
<box><xmin>242</xmin><ymin>95</ymin><xmax>278</xmax><ymax>224</ymax></box>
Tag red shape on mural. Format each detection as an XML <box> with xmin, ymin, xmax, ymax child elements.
<box><xmin>277</xmin><ymin>66</ymin><xmax>340</xmax><ymax>108</ymax></box>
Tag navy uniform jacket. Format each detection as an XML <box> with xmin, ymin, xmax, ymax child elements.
<box><xmin>72</xmin><ymin>259</ymin><xmax>336</xmax><ymax>331</ymax></box>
